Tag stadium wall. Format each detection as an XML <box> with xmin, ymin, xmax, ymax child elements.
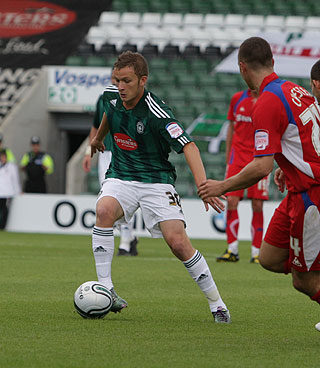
<box><xmin>1</xmin><ymin>69</ymin><xmax>64</xmax><ymax>193</ymax></box>
<box><xmin>6</xmin><ymin>194</ymin><xmax>280</xmax><ymax>240</ymax></box>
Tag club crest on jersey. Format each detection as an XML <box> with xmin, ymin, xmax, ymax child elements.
<box><xmin>166</xmin><ymin>122</ymin><xmax>183</xmax><ymax>139</ymax></box>
<box><xmin>136</xmin><ymin>121</ymin><xmax>144</xmax><ymax>134</ymax></box>
<box><xmin>255</xmin><ymin>129</ymin><xmax>269</xmax><ymax>150</ymax></box>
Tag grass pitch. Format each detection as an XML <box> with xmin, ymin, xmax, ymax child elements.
<box><xmin>0</xmin><ymin>232</ymin><xmax>318</xmax><ymax>368</ymax></box>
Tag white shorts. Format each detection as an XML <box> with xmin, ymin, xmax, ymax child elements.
<box><xmin>97</xmin><ymin>178</ymin><xmax>186</xmax><ymax>238</ymax></box>
<box><xmin>98</xmin><ymin>151</ymin><xmax>112</xmax><ymax>185</ymax></box>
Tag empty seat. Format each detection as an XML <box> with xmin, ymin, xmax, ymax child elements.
<box><xmin>182</xmin><ymin>44</ymin><xmax>201</xmax><ymax>59</ymax></box>
<box><xmin>86</xmin><ymin>27</ymin><xmax>108</xmax><ymax>51</ymax></box>
<box><xmin>125</xmin><ymin>26</ymin><xmax>149</xmax><ymax>51</ymax></box>
<box><xmin>168</xmin><ymin>27</ymin><xmax>191</xmax><ymax>52</ymax></box>
<box><xmin>304</xmin><ymin>16</ymin><xmax>320</xmax><ymax>31</ymax></box>
<box><xmin>264</xmin><ymin>15</ymin><xmax>285</xmax><ymax>32</ymax></box>
<box><xmin>203</xmin><ymin>14</ymin><xmax>224</xmax><ymax>29</ymax></box>
<box><xmin>148</xmin><ymin>27</ymin><xmax>170</xmax><ymax>52</ymax></box>
<box><xmin>162</xmin><ymin>44</ymin><xmax>180</xmax><ymax>58</ymax></box>
<box><xmin>140</xmin><ymin>12</ymin><xmax>162</xmax><ymax>28</ymax></box>
<box><xmin>189</xmin><ymin>27</ymin><xmax>212</xmax><ymax>53</ymax></box>
<box><xmin>183</xmin><ymin>13</ymin><xmax>204</xmax><ymax>28</ymax></box>
<box><xmin>141</xmin><ymin>43</ymin><xmax>159</xmax><ymax>59</ymax></box>
<box><xmin>284</xmin><ymin>16</ymin><xmax>305</xmax><ymax>32</ymax></box>
<box><xmin>98</xmin><ymin>12</ymin><xmax>121</xmax><ymax>27</ymax></box>
<box><xmin>65</xmin><ymin>55</ymin><xmax>86</xmax><ymax>66</ymax></box>
<box><xmin>96</xmin><ymin>43</ymin><xmax>117</xmax><ymax>57</ymax></box>
<box><xmin>120</xmin><ymin>12</ymin><xmax>141</xmax><ymax>27</ymax></box>
<box><xmin>161</xmin><ymin>13</ymin><xmax>183</xmax><ymax>28</ymax></box>
<box><xmin>104</xmin><ymin>26</ymin><xmax>128</xmax><ymax>52</ymax></box>
<box><xmin>224</xmin><ymin>14</ymin><xmax>244</xmax><ymax>29</ymax></box>
<box><xmin>243</xmin><ymin>15</ymin><xmax>265</xmax><ymax>31</ymax></box>
<box><xmin>86</xmin><ymin>55</ymin><xmax>108</xmax><ymax>67</ymax></box>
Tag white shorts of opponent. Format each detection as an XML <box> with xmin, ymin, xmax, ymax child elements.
<box><xmin>97</xmin><ymin>178</ymin><xmax>186</xmax><ymax>238</ymax></box>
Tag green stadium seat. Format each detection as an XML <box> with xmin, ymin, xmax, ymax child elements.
<box><xmin>149</xmin><ymin>58</ymin><xmax>169</xmax><ymax>72</ymax></box>
<box><xmin>128</xmin><ymin>0</ymin><xmax>149</xmax><ymax>12</ymax></box>
<box><xmin>169</xmin><ymin>0</ymin><xmax>192</xmax><ymax>13</ymax></box>
<box><xmin>149</xmin><ymin>0</ymin><xmax>170</xmax><ymax>13</ymax></box>
<box><xmin>190</xmin><ymin>0</ymin><xmax>213</xmax><ymax>14</ymax></box>
<box><xmin>189</xmin><ymin>59</ymin><xmax>210</xmax><ymax>73</ymax></box>
<box><xmin>169</xmin><ymin>58</ymin><xmax>190</xmax><ymax>73</ymax></box>
<box><xmin>112</xmin><ymin>0</ymin><xmax>128</xmax><ymax>12</ymax></box>
<box><xmin>65</xmin><ymin>55</ymin><xmax>86</xmax><ymax>66</ymax></box>
<box><xmin>174</xmin><ymin>73</ymin><xmax>196</xmax><ymax>88</ymax></box>
<box><xmin>85</xmin><ymin>55</ymin><xmax>108</xmax><ymax>67</ymax></box>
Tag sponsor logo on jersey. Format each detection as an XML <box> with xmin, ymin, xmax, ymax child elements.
<box><xmin>235</xmin><ymin>113</ymin><xmax>252</xmax><ymax>123</ymax></box>
<box><xmin>136</xmin><ymin>121</ymin><xmax>144</xmax><ymax>134</ymax></box>
<box><xmin>166</xmin><ymin>122</ymin><xmax>183</xmax><ymax>139</ymax></box>
<box><xmin>255</xmin><ymin>129</ymin><xmax>269</xmax><ymax>150</ymax></box>
<box><xmin>114</xmin><ymin>133</ymin><xmax>138</xmax><ymax>151</ymax></box>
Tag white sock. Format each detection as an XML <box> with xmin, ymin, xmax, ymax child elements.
<box><xmin>228</xmin><ymin>240</ymin><xmax>239</xmax><ymax>254</ymax></box>
<box><xmin>92</xmin><ymin>226</ymin><xmax>114</xmax><ymax>289</ymax></box>
<box><xmin>251</xmin><ymin>245</ymin><xmax>260</xmax><ymax>258</ymax></box>
<box><xmin>119</xmin><ymin>218</ymin><xmax>134</xmax><ymax>252</ymax></box>
<box><xmin>183</xmin><ymin>250</ymin><xmax>227</xmax><ymax>312</ymax></box>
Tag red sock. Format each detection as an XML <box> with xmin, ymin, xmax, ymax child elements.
<box><xmin>251</xmin><ymin>211</ymin><xmax>263</xmax><ymax>248</ymax></box>
<box><xmin>226</xmin><ymin>209</ymin><xmax>239</xmax><ymax>245</ymax></box>
<box><xmin>311</xmin><ymin>290</ymin><xmax>320</xmax><ymax>304</ymax></box>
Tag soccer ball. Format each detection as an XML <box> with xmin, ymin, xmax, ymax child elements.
<box><xmin>74</xmin><ymin>281</ymin><xmax>113</xmax><ymax>319</ymax></box>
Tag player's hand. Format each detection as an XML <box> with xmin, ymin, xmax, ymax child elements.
<box><xmin>82</xmin><ymin>155</ymin><xmax>91</xmax><ymax>172</ymax></box>
<box><xmin>274</xmin><ymin>168</ymin><xmax>286</xmax><ymax>192</ymax></box>
<box><xmin>203</xmin><ymin>197</ymin><xmax>226</xmax><ymax>213</ymax></box>
<box><xmin>90</xmin><ymin>137</ymin><xmax>105</xmax><ymax>157</ymax></box>
<box><xmin>198</xmin><ymin>179</ymin><xmax>226</xmax><ymax>200</ymax></box>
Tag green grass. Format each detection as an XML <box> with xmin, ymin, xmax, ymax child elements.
<box><xmin>0</xmin><ymin>232</ymin><xmax>318</xmax><ymax>368</ymax></box>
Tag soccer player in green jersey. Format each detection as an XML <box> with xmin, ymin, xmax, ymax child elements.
<box><xmin>89</xmin><ymin>51</ymin><xmax>231</xmax><ymax>323</ymax></box>
<box><xmin>82</xmin><ymin>93</ymin><xmax>138</xmax><ymax>256</ymax></box>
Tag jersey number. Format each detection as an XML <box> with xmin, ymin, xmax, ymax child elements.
<box><xmin>166</xmin><ymin>191</ymin><xmax>181</xmax><ymax>207</ymax></box>
<box><xmin>299</xmin><ymin>103</ymin><xmax>320</xmax><ymax>156</ymax></box>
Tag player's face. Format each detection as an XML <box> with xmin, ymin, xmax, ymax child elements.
<box><xmin>113</xmin><ymin>66</ymin><xmax>147</xmax><ymax>108</ymax></box>
<box><xmin>311</xmin><ymin>79</ymin><xmax>320</xmax><ymax>104</ymax></box>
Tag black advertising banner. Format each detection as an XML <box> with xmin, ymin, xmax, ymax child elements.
<box><xmin>0</xmin><ymin>0</ymin><xmax>111</xmax><ymax>124</ymax></box>
<box><xmin>0</xmin><ymin>0</ymin><xmax>111</xmax><ymax>68</ymax></box>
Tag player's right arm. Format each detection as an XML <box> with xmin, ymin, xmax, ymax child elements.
<box><xmin>90</xmin><ymin>113</ymin><xmax>109</xmax><ymax>157</ymax></box>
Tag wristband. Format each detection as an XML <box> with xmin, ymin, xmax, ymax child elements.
<box><xmin>85</xmin><ymin>146</ymin><xmax>91</xmax><ymax>155</ymax></box>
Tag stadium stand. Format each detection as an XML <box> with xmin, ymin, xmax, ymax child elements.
<box><xmin>67</xmin><ymin>0</ymin><xmax>319</xmax><ymax>198</ymax></box>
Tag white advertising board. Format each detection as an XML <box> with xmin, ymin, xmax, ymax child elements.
<box><xmin>6</xmin><ymin>194</ymin><xmax>280</xmax><ymax>240</ymax></box>
<box><xmin>216</xmin><ymin>31</ymin><xmax>320</xmax><ymax>78</ymax></box>
<box><xmin>46</xmin><ymin>66</ymin><xmax>112</xmax><ymax>112</ymax></box>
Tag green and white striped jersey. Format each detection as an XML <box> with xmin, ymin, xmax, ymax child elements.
<box><xmin>102</xmin><ymin>85</ymin><xmax>192</xmax><ymax>184</ymax></box>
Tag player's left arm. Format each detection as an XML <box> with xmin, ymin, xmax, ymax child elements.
<box><xmin>198</xmin><ymin>154</ymin><xmax>274</xmax><ymax>199</ymax></box>
<box><xmin>183</xmin><ymin>142</ymin><xmax>225</xmax><ymax>213</ymax></box>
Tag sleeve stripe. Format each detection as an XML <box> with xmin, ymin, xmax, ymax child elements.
<box><xmin>104</xmin><ymin>85</ymin><xmax>119</xmax><ymax>92</ymax></box>
<box><xmin>146</xmin><ymin>93</ymin><xmax>171</xmax><ymax>118</ymax></box>
<box><xmin>178</xmin><ymin>136</ymin><xmax>190</xmax><ymax>146</ymax></box>
<box><xmin>145</xmin><ymin>98</ymin><xmax>162</xmax><ymax>118</ymax></box>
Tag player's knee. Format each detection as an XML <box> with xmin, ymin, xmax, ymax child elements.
<box><xmin>167</xmin><ymin>233</ymin><xmax>186</xmax><ymax>256</ymax></box>
<box><xmin>95</xmin><ymin>205</ymin><xmax>114</xmax><ymax>224</ymax></box>
<box><xmin>258</xmin><ymin>254</ymin><xmax>273</xmax><ymax>271</ymax></box>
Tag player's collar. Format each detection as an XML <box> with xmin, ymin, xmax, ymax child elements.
<box><xmin>260</xmin><ymin>72</ymin><xmax>279</xmax><ymax>94</ymax></box>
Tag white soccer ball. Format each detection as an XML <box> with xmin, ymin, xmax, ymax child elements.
<box><xmin>74</xmin><ymin>281</ymin><xmax>113</xmax><ymax>319</ymax></box>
